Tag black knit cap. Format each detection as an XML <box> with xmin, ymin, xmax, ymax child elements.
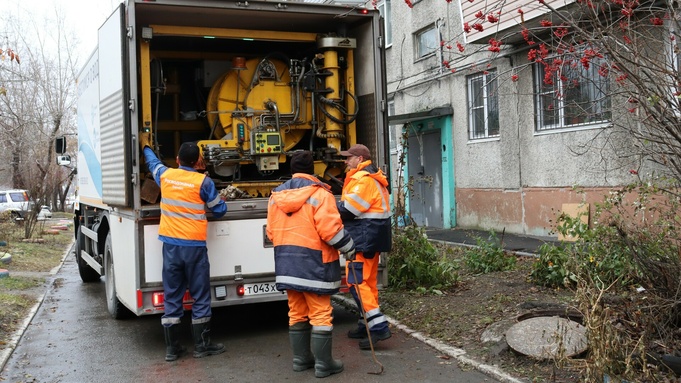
<box><xmin>178</xmin><ymin>142</ymin><xmax>200</xmax><ymax>167</ymax></box>
<box><xmin>290</xmin><ymin>151</ymin><xmax>314</xmax><ymax>175</ymax></box>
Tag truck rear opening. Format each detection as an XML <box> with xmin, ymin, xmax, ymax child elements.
<box><xmin>64</xmin><ymin>0</ymin><xmax>388</xmax><ymax>319</ymax></box>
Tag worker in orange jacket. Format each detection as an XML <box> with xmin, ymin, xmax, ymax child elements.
<box><xmin>267</xmin><ymin>151</ymin><xmax>356</xmax><ymax>378</ymax></box>
<box><xmin>338</xmin><ymin>144</ymin><xmax>392</xmax><ymax>350</ymax></box>
<box><xmin>141</xmin><ymin>137</ymin><xmax>227</xmax><ymax>362</ymax></box>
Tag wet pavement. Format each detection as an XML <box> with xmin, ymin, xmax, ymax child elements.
<box><xmin>1</xmin><ymin>249</ymin><xmax>508</xmax><ymax>383</ymax></box>
<box><xmin>426</xmin><ymin>228</ymin><xmax>561</xmax><ymax>255</ymax></box>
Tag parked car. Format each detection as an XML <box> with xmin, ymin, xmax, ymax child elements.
<box><xmin>37</xmin><ymin>206</ymin><xmax>53</xmax><ymax>220</ymax></box>
<box><xmin>0</xmin><ymin>189</ymin><xmax>32</xmax><ymax>220</ymax></box>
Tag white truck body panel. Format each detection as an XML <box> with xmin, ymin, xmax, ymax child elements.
<box><xmin>76</xmin><ymin>53</ymin><xmax>103</xmax><ymax>204</ymax></box>
<box><xmin>143</xmin><ymin>218</ymin><xmax>274</xmax><ymax>283</ymax></box>
<box><xmin>110</xmin><ymin>214</ymin><xmax>139</xmax><ymax>308</ymax></box>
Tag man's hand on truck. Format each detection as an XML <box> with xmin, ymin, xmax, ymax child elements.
<box><xmin>139</xmin><ymin>132</ymin><xmax>153</xmax><ymax>150</ymax></box>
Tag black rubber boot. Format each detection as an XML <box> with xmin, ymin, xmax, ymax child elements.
<box><xmin>192</xmin><ymin>320</ymin><xmax>225</xmax><ymax>358</ymax></box>
<box><xmin>163</xmin><ymin>324</ymin><xmax>186</xmax><ymax>362</ymax></box>
<box><xmin>347</xmin><ymin>323</ymin><xmax>368</xmax><ymax>339</ymax></box>
<box><xmin>358</xmin><ymin>327</ymin><xmax>392</xmax><ymax>350</ymax></box>
<box><xmin>289</xmin><ymin>322</ymin><xmax>315</xmax><ymax>371</ymax></box>
<box><xmin>310</xmin><ymin>330</ymin><xmax>343</xmax><ymax>378</ymax></box>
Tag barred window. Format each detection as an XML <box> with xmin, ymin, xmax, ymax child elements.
<box><xmin>535</xmin><ymin>48</ymin><xmax>611</xmax><ymax>131</ymax></box>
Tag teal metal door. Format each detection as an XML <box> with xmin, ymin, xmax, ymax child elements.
<box><xmin>407</xmin><ymin>125</ymin><xmax>443</xmax><ymax>228</ymax></box>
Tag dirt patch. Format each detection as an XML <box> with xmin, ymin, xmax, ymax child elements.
<box><xmin>382</xmin><ymin>254</ymin><xmax>583</xmax><ymax>383</ymax></box>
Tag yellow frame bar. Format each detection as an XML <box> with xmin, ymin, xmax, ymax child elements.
<box><xmin>149</xmin><ymin>25</ymin><xmax>318</xmax><ymax>43</ymax></box>
<box><xmin>140</xmin><ymin>40</ymin><xmax>153</xmax><ymax>132</ymax></box>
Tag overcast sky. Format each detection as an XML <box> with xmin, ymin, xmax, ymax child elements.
<box><xmin>2</xmin><ymin>0</ymin><xmax>122</xmax><ymax>67</ymax></box>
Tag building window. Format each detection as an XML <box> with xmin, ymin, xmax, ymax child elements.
<box><xmin>467</xmin><ymin>70</ymin><xmax>499</xmax><ymax>139</ymax></box>
<box><xmin>535</xmin><ymin>48</ymin><xmax>611</xmax><ymax>131</ymax></box>
<box><xmin>377</xmin><ymin>0</ymin><xmax>392</xmax><ymax>48</ymax></box>
<box><xmin>415</xmin><ymin>25</ymin><xmax>439</xmax><ymax>60</ymax></box>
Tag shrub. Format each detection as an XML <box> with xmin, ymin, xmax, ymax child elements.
<box><xmin>529</xmin><ymin>243</ymin><xmax>575</xmax><ymax>288</ymax></box>
<box><xmin>541</xmin><ymin>180</ymin><xmax>681</xmax><ymax>382</ymax></box>
<box><xmin>388</xmin><ymin>225</ymin><xmax>459</xmax><ymax>292</ymax></box>
<box><xmin>463</xmin><ymin>230</ymin><xmax>516</xmax><ymax>274</ymax></box>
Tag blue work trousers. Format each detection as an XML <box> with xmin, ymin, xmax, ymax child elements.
<box><xmin>161</xmin><ymin>243</ymin><xmax>212</xmax><ymax>322</ymax></box>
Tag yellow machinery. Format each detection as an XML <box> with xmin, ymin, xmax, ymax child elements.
<box><xmin>139</xmin><ymin>26</ymin><xmax>359</xmax><ymax>197</ymax></box>
<box><xmin>200</xmin><ymin>37</ymin><xmax>359</xmax><ymax>195</ymax></box>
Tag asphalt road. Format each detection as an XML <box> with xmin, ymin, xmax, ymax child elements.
<box><xmin>0</xmin><ymin>251</ymin><xmax>506</xmax><ymax>383</ymax></box>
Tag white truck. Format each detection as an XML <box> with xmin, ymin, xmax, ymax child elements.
<box><xmin>56</xmin><ymin>0</ymin><xmax>389</xmax><ymax>319</ymax></box>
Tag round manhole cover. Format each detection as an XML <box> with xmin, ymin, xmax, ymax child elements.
<box><xmin>506</xmin><ymin>316</ymin><xmax>587</xmax><ymax>359</ymax></box>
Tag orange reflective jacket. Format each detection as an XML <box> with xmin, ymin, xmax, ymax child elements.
<box><xmin>159</xmin><ymin>169</ymin><xmax>208</xmax><ymax>241</ymax></box>
<box><xmin>267</xmin><ymin>174</ymin><xmax>354</xmax><ymax>295</ymax></box>
<box><xmin>339</xmin><ymin>160</ymin><xmax>392</xmax><ymax>253</ymax></box>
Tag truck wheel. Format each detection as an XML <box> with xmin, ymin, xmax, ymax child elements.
<box><xmin>75</xmin><ymin>230</ymin><xmax>100</xmax><ymax>283</ymax></box>
<box><xmin>104</xmin><ymin>232</ymin><xmax>132</xmax><ymax>319</ymax></box>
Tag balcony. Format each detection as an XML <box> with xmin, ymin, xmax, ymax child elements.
<box><xmin>460</xmin><ymin>0</ymin><xmax>576</xmax><ymax>45</ymax></box>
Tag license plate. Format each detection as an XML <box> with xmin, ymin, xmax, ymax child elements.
<box><xmin>243</xmin><ymin>282</ymin><xmax>278</xmax><ymax>296</ymax></box>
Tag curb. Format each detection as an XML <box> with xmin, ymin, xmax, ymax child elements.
<box><xmin>0</xmin><ymin>240</ymin><xmax>74</xmax><ymax>373</ymax></box>
<box><xmin>332</xmin><ymin>295</ymin><xmax>527</xmax><ymax>383</ymax></box>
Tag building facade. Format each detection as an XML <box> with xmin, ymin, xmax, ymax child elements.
<box><xmin>382</xmin><ymin>0</ymin><xmax>660</xmax><ymax>236</ymax></box>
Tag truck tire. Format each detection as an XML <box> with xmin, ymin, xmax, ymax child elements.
<box><xmin>104</xmin><ymin>232</ymin><xmax>132</xmax><ymax>319</ymax></box>
<box><xmin>75</xmin><ymin>230</ymin><xmax>100</xmax><ymax>283</ymax></box>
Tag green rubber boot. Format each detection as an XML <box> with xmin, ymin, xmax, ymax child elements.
<box><xmin>289</xmin><ymin>322</ymin><xmax>315</xmax><ymax>371</ymax></box>
<box><xmin>311</xmin><ymin>330</ymin><xmax>343</xmax><ymax>378</ymax></box>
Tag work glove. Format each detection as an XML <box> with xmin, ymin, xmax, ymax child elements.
<box><xmin>342</xmin><ymin>247</ymin><xmax>356</xmax><ymax>261</ymax></box>
<box><xmin>139</xmin><ymin>132</ymin><xmax>153</xmax><ymax>150</ymax></box>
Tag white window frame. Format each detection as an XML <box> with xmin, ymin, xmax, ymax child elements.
<box><xmin>535</xmin><ymin>47</ymin><xmax>611</xmax><ymax>131</ymax></box>
<box><xmin>467</xmin><ymin>69</ymin><xmax>500</xmax><ymax>140</ymax></box>
<box><xmin>414</xmin><ymin>25</ymin><xmax>439</xmax><ymax>60</ymax></box>
<box><xmin>377</xmin><ymin>0</ymin><xmax>392</xmax><ymax>48</ymax></box>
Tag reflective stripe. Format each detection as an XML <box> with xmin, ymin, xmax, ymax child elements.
<box><xmin>366</xmin><ymin>308</ymin><xmax>387</xmax><ymax>328</ymax></box>
<box><xmin>159</xmin><ymin>169</ymin><xmax>208</xmax><ymax>241</ymax></box>
<box><xmin>346</xmin><ymin>193</ymin><xmax>371</xmax><ymax>210</ymax></box>
<box><xmin>276</xmin><ymin>275</ymin><xmax>341</xmax><ymax>290</ymax></box>
<box><xmin>307</xmin><ymin>196</ymin><xmax>320</xmax><ymax>207</ymax></box>
<box><xmin>192</xmin><ymin>317</ymin><xmax>211</xmax><ymax>325</ymax></box>
<box><xmin>368</xmin><ymin>315</ymin><xmax>387</xmax><ymax>328</ymax></box>
<box><xmin>161</xmin><ymin>210</ymin><xmax>207</xmax><ymax>221</ymax></box>
<box><xmin>162</xmin><ymin>197</ymin><xmax>205</xmax><ymax>210</ymax></box>
<box><xmin>206</xmin><ymin>195</ymin><xmax>222</xmax><ymax>208</ymax></box>
<box><xmin>151</xmin><ymin>162</ymin><xmax>165</xmax><ymax>178</ymax></box>
<box><xmin>328</xmin><ymin>229</ymin><xmax>347</xmax><ymax>246</ymax></box>
<box><xmin>358</xmin><ymin>211</ymin><xmax>392</xmax><ymax>219</ymax></box>
<box><xmin>337</xmin><ymin>237</ymin><xmax>354</xmax><ymax>253</ymax></box>
<box><xmin>344</xmin><ymin>178</ymin><xmax>391</xmax><ymax>219</ymax></box>
<box><xmin>312</xmin><ymin>325</ymin><xmax>334</xmax><ymax>332</ymax></box>
<box><xmin>161</xmin><ymin>317</ymin><xmax>181</xmax><ymax>326</ymax></box>
<box><xmin>371</xmin><ymin>177</ymin><xmax>390</xmax><ymax>214</ymax></box>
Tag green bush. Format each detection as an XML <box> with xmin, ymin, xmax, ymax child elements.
<box><xmin>532</xmin><ymin>207</ymin><xmax>638</xmax><ymax>289</ymax></box>
<box><xmin>463</xmin><ymin>230</ymin><xmax>516</xmax><ymax>274</ymax></box>
<box><xmin>388</xmin><ymin>226</ymin><xmax>459</xmax><ymax>292</ymax></box>
<box><xmin>530</xmin><ymin>243</ymin><xmax>575</xmax><ymax>288</ymax></box>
